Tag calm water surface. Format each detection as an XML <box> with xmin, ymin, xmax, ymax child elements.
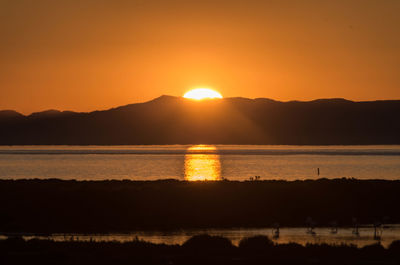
<box><xmin>0</xmin><ymin>145</ymin><xmax>400</xmax><ymax>180</ymax></box>
<box><xmin>4</xmin><ymin>226</ymin><xmax>400</xmax><ymax>248</ymax></box>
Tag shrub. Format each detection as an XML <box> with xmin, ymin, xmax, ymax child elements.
<box><xmin>388</xmin><ymin>240</ymin><xmax>400</xmax><ymax>254</ymax></box>
<box><xmin>238</xmin><ymin>235</ymin><xmax>274</xmax><ymax>252</ymax></box>
<box><xmin>182</xmin><ymin>234</ymin><xmax>234</xmax><ymax>252</ymax></box>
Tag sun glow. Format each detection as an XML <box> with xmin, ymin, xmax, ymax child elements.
<box><xmin>184</xmin><ymin>145</ymin><xmax>221</xmax><ymax>181</ymax></box>
<box><xmin>183</xmin><ymin>88</ymin><xmax>223</xmax><ymax>100</ymax></box>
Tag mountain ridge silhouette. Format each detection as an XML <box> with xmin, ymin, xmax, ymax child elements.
<box><xmin>1</xmin><ymin>96</ymin><xmax>399</xmax><ymax>145</ymax></box>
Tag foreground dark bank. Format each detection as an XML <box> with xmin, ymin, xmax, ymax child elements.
<box><xmin>1</xmin><ymin>96</ymin><xmax>400</xmax><ymax>145</ymax></box>
<box><xmin>1</xmin><ymin>179</ymin><xmax>399</xmax><ymax>233</ymax></box>
<box><xmin>2</xmin><ymin>235</ymin><xmax>400</xmax><ymax>265</ymax></box>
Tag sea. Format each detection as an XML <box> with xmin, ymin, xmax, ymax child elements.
<box><xmin>0</xmin><ymin>145</ymin><xmax>399</xmax><ymax>181</ymax></box>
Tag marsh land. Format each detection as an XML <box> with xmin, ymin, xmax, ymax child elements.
<box><xmin>1</xmin><ymin>179</ymin><xmax>399</xmax><ymax>233</ymax></box>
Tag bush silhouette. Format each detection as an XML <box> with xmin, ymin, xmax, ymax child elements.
<box><xmin>361</xmin><ymin>243</ymin><xmax>385</xmax><ymax>257</ymax></box>
<box><xmin>239</xmin><ymin>235</ymin><xmax>274</xmax><ymax>252</ymax></box>
<box><xmin>389</xmin><ymin>240</ymin><xmax>400</xmax><ymax>257</ymax></box>
<box><xmin>182</xmin><ymin>234</ymin><xmax>234</xmax><ymax>253</ymax></box>
<box><xmin>389</xmin><ymin>240</ymin><xmax>400</xmax><ymax>250</ymax></box>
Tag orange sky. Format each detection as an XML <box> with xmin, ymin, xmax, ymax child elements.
<box><xmin>1</xmin><ymin>0</ymin><xmax>399</xmax><ymax>114</ymax></box>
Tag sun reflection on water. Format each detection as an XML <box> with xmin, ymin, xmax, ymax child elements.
<box><xmin>184</xmin><ymin>145</ymin><xmax>221</xmax><ymax>181</ymax></box>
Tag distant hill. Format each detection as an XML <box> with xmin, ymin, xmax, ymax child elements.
<box><xmin>0</xmin><ymin>110</ymin><xmax>25</xmax><ymax>120</ymax></box>
<box><xmin>0</xmin><ymin>96</ymin><xmax>399</xmax><ymax>145</ymax></box>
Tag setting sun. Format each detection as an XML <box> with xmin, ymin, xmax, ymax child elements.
<box><xmin>183</xmin><ymin>88</ymin><xmax>223</xmax><ymax>100</ymax></box>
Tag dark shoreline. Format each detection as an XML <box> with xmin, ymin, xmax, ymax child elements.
<box><xmin>1</xmin><ymin>178</ymin><xmax>400</xmax><ymax>233</ymax></box>
<box><xmin>1</xmin><ymin>235</ymin><xmax>400</xmax><ymax>265</ymax></box>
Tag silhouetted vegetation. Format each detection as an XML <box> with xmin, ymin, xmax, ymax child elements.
<box><xmin>1</xmin><ymin>235</ymin><xmax>400</xmax><ymax>265</ymax></box>
<box><xmin>239</xmin><ymin>235</ymin><xmax>274</xmax><ymax>252</ymax></box>
<box><xmin>1</xmin><ymin>96</ymin><xmax>400</xmax><ymax>145</ymax></box>
<box><xmin>182</xmin><ymin>234</ymin><xmax>235</xmax><ymax>254</ymax></box>
<box><xmin>1</xmin><ymin>178</ymin><xmax>400</xmax><ymax>233</ymax></box>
